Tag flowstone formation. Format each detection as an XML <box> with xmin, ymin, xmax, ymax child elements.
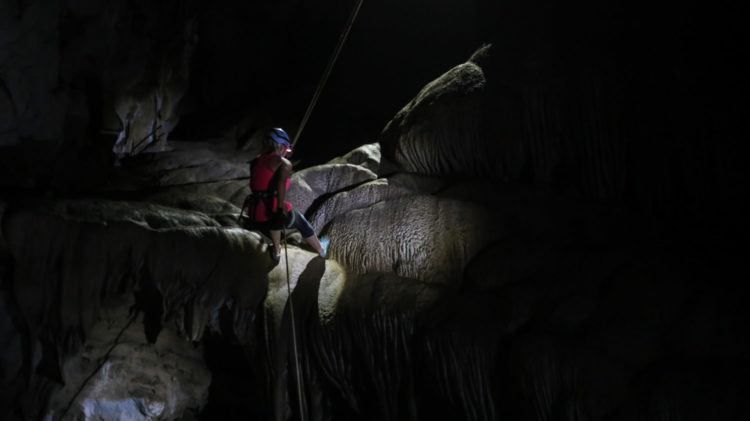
<box><xmin>1</xmin><ymin>47</ymin><xmax>749</xmax><ymax>421</ymax></box>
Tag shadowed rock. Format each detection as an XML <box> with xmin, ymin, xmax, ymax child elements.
<box><xmin>146</xmin><ymin>193</ymin><xmax>242</xmax><ymax>227</ymax></box>
<box><xmin>1</xmin><ymin>200</ymin><xmax>271</xmax><ymax>418</ymax></box>
<box><xmin>115</xmin><ymin>140</ymin><xmax>251</xmax><ymax>187</ymax></box>
<box><xmin>45</xmin><ymin>296</ymin><xmax>211</xmax><ymax>420</ymax></box>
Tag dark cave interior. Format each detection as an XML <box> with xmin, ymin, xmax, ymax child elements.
<box><xmin>1</xmin><ymin>0</ymin><xmax>749</xmax><ymax>420</ymax></box>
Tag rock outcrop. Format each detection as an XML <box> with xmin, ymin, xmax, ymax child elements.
<box><xmin>308</xmin><ymin>172</ymin><xmax>444</xmax><ymax>232</ymax></box>
<box><xmin>1</xmin><ymin>200</ymin><xmax>271</xmax><ymax>419</ymax></box>
<box><xmin>380</xmin><ymin>61</ymin><xmax>487</xmax><ymax>177</ymax></box>
<box><xmin>46</xmin><ymin>296</ymin><xmax>211</xmax><ymax>420</ymax></box>
<box><xmin>0</xmin><ymin>0</ymin><xmax>199</xmax><ymax>193</ymax></box>
<box><xmin>286</xmin><ymin>163</ymin><xmax>378</xmax><ymax>215</ymax></box>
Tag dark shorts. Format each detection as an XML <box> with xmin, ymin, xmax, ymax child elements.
<box><xmin>242</xmin><ymin>208</ymin><xmax>315</xmax><ymax>239</ymax></box>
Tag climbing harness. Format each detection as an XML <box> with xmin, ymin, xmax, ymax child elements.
<box><xmin>238</xmin><ymin>157</ymin><xmax>282</xmax><ymax>229</ymax></box>
<box><xmin>239</xmin><ymin>191</ymin><xmax>272</xmax><ymax>224</ymax></box>
<box><xmin>291</xmin><ymin>0</ymin><xmax>365</xmax><ymax>149</ymax></box>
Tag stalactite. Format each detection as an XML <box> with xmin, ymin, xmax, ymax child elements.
<box><xmin>1</xmin><ymin>201</ymin><xmax>271</xmax><ymax>417</ymax></box>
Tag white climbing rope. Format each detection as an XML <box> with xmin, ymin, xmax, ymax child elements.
<box><xmin>291</xmin><ymin>0</ymin><xmax>365</xmax><ymax>149</ymax></box>
<box><xmin>281</xmin><ymin>228</ymin><xmax>307</xmax><ymax>420</ymax></box>
<box><xmin>282</xmin><ymin>2</ymin><xmax>364</xmax><ymax>419</ymax></box>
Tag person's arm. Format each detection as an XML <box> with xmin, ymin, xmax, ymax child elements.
<box><xmin>276</xmin><ymin>157</ymin><xmax>292</xmax><ymax>214</ymax></box>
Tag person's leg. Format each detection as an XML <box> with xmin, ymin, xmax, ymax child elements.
<box><xmin>305</xmin><ymin>235</ymin><xmax>325</xmax><ymax>256</ymax></box>
<box><xmin>291</xmin><ymin>210</ymin><xmax>328</xmax><ymax>257</ymax></box>
<box><xmin>269</xmin><ymin>211</ymin><xmax>295</xmax><ymax>260</ymax></box>
<box><xmin>270</xmin><ymin>229</ymin><xmax>281</xmax><ymax>259</ymax></box>
<box><xmin>269</xmin><ymin>208</ymin><xmax>297</xmax><ymax>260</ymax></box>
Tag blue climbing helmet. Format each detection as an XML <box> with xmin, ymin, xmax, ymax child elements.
<box><xmin>269</xmin><ymin>127</ymin><xmax>291</xmax><ymax>147</ymax></box>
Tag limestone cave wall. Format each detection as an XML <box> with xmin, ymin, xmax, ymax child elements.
<box><xmin>1</xmin><ymin>1</ymin><xmax>749</xmax><ymax>420</ymax></box>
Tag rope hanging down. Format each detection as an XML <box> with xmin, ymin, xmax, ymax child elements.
<box><xmin>281</xmin><ymin>228</ymin><xmax>307</xmax><ymax>420</ymax></box>
<box><xmin>291</xmin><ymin>0</ymin><xmax>365</xmax><ymax>148</ymax></box>
<box><xmin>282</xmin><ymin>2</ymin><xmax>364</xmax><ymax>420</ymax></box>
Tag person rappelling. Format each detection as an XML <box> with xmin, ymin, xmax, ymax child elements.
<box><xmin>240</xmin><ymin>2</ymin><xmax>362</xmax><ymax>419</ymax></box>
<box><xmin>242</xmin><ymin>127</ymin><xmax>329</xmax><ymax>261</ymax></box>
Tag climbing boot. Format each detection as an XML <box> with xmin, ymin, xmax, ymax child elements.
<box><xmin>319</xmin><ymin>236</ymin><xmax>330</xmax><ymax>259</ymax></box>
